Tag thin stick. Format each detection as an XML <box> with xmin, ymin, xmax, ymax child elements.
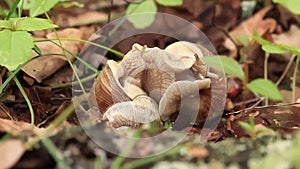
<box><xmin>292</xmin><ymin>56</ymin><xmax>300</xmax><ymax>102</ymax></box>
<box><xmin>264</xmin><ymin>52</ymin><xmax>269</xmax><ymax>105</ymax></box>
<box><xmin>276</xmin><ymin>54</ymin><xmax>296</xmax><ymax>86</ymax></box>
<box><xmin>227</xmin><ymin>101</ymin><xmax>300</xmax><ymax>115</ymax></box>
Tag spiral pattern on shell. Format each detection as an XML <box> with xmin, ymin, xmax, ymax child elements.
<box><xmin>94</xmin><ymin>42</ymin><xmax>225</xmax><ymax>128</ymax></box>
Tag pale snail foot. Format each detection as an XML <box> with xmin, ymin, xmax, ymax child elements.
<box><xmin>103</xmin><ymin>95</ymin><xmax>160</xmax><ymax>128</ymax></box>
<box><xmin>159</xmin><ymin>78</ymin><xmax>212</xmax><ymax>120</ymax></box>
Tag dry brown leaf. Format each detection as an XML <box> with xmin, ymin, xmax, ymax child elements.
<box><xmin>0</xmin><ymin>104</ymin><xmax>12</xmax><ymax>120</ymax></box>
<box><xmin>224</xmin><ymin>7</ymin><xmax>276</xmax><ymax>57</ymax></box>
<box><xmin>43</xmin><ymin>66</ymin><xmax>73</xmax><ymax>85</ymax></box>
<box><xmin>188</xmin><ymin>146</ymin><xmax>209</xmax><ymax>158</ymax></box>
<box><xmin>214</xmin><ymin>0</ymin><xmax>241</xmax><ymax>30</ymax></box>
<box><xmin>277</xmin><ymin>5</ymin><xmax>300</xmax><ymax>29</ymax></box>
<box><xmin>0</xmin><ymin>118</ymin><xmax>45</xmax><ymax>135</ymax></box>
<box><xmin>0</xmin><ymin>139</ymin><xmax>25</xmax><ymax>169</ymax></box>
<box><xmin>22</xmin><ymin>28</ymin><xmax>84</xmax><ymax>82</ymax></box>
<box><xmin>280</xmin><ymin>87</ymin><xmax>300</xmax><ymax>103</ymax></box>
<box><xmin>54</xmin><ymin>11</ymin><xmax>108</xmax><ymax>27</ymax></box>
<box><xmin>272</xmin><ymin>25</ymin><xmax>300</xmax><ymax>49</ymax></box>
<box><xmin>182</xmin><ymin>0</ymin><xmax>214</xmax><ymax>17</ymax></box>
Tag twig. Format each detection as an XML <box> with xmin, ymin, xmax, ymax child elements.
<box><xmin>211</xmin><ymin>4</ymin><xmax>242</xmax><ymax>53</ymax></box>
<box><xmin>234</xmin><ymin>97</ymin><xmax>261</xmax><ymax>107</ymax></box>
<box><xmin>264</xmin><ymin>52</ymin><xmax>270</xmax><ymax>105</ymax></box>
<box><xmin>292</xmin><ymin>56</ymin><xmax>300</xmax><ymax>102</ymax></box>
<box><xmin>275</xmin><ymin>54</ymin><xmax>296</xmax><ymax>86</ymax></box>
<box><xmin>226</xmin><ymin>101</ymin><xmax>300</xmax><ymax>115</ymax></box>
<box><xmin>107</xmin><ymin>0</ymin><xmax>113</xmax><ymax>24</ymax></box>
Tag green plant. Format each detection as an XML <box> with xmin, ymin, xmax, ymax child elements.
<box><xmin>272</xmin><ymin>0</ymin><xmax>300</xmax><ymax>15</ymax></box>
<box><xmin>0</xmin><ymin>0</ymin><xmax>118</xmax><ymax>127</ymax></box>
<box><xmin>203</xmin><ymin>55</ymin><xmax>283</xmax><ymax>101</ymax></box>
<box><xmin>125</xmin><ymin>0</ymin><xmax>183</xmax><ymax>29</ymax></box>
<box><xmin>238</xmin><ymin>116</ymin><xmax>274</xmax><ymax>139</ymax></box>
<box><xmin>253</xmin><ymin>32</ymin><xmax>300</xmax><ymax>102</ymax></box>
<box><xmin>294</xmin><ymin>132</ymin><xmax>300</xmax><ymax>169</ymax></box>
<box><xmin>0</xmin><ymin>0</ymin><xmax>58</xmax><ymax>126</ymax></box>
<box><xmin>0</xmin><ymin>17</ymin><xmax>57</xmax><ymax>70</ymax></box>
<box><xmin>21</xmin><ymin>0</ymin><xmax>84</xmax><ymax>17</ymax></box>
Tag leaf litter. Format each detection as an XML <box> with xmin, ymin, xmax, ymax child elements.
<box><xmin>0</xmin><ymin>0</ymin><xmax>300</xmax><ymax>168</ymax></box>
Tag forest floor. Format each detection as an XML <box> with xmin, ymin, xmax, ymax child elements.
<box><xmin>0</xmin><ymin>0</ymin><xmax>300</xmax><ymax>169</ymax></box>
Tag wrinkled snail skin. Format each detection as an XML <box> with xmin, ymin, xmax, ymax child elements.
<box><xmin>94</xmin><ymin>41</ymin><xmax>221</xmax><ymax>128</ymax></box>
<box><xmin>104</xmin><ymin>95</ymin><xmax>159</xmax><ymax>128</ymax></box>
<box><xmin>159</xmin><ymin>79</ymin><xmax>211</xmax><ymax>120</ymax></box>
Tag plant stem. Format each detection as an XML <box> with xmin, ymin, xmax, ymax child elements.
<box><xmin>18</xmin><ymin>0</ymin><xmax>25</xmax><ymax>18</ymax></box>
<box><xmin>110</xmin><ymin>130</ymin><xmax>141</xmax><ymax>169</ymax></box>
<box><xmin>41</xmin><ymin>137</ymin><xmax>71</xmax><ymax>169</ymax></box>
<box><xmin>34</xmin><ymin>38</ymin><xmax>125</xmax><ymax>57</ymax></box>
<box><xmin>48</xmin><ymin>40</ymin><xmax>98</xmax><ymax>73</ymax></box>
<box><xmin>121</xmin><ymin>146</ymin><xmax>182</xmax><ymax>169</ymax></box>
<box><xmin>276</xmin><ymin>54</ymin><xmax>296</xmax><ymax>86</ymax></box>
<box><xmin>94</xmin><ymin>155</ymin><xmax>103</xmax><ymax>169</ymax></box>
<box><xmin>24</xmin><ymin>103</ymin><xmax>74</xmax><ymax>149</ymax></box>
<box><xmin>264</xmin><ymin>52</ymin><xmax>269</xmax><ymax>105</ymax></box>
<box><xmin>264</xmin><ymin>52</ymin><xmax>269</xmax><ymax>80</ymax></box>
<box><xmin>5</xmin><ymin>0</ymin><xmax>20</xmax><ymax>20</ymax></box>
<box><xmin>49</xmin><ymin>72</ymin><xmax>99</xmax><ymax>89</ymax></box>
<box><xmin>13</xmin><ymin>76</ymin><xmax>35</xmax><ymax>126</ymax></box>
<box><xmin>0</xmin><ymin>54</ymin><xmax>65</xmax><ymax>94</ymax></box>
<box><xmin>292</xmin><ymin>56</ymin><xmax>300</xmax><ymax>102</ymax></box>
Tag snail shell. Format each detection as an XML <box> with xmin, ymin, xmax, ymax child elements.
<box><xmin>94</xmin><ymin>42</ymin><xmax>223</xmax><ymax>128</ymax></box>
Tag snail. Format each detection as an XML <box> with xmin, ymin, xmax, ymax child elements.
<box><xmin>93</xmin><ymin>41</ymin><xmax>224</xmax><ymax>129</ymax></box>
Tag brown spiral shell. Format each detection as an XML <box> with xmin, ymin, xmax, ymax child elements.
<box><xmin>94</xmin><ymin>42</ymin><xmax>225</xmax><ymax>128</ymax></box>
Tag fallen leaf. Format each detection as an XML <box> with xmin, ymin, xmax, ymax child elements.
<box><xmin>272</xmin><ymin>25</ymin><xmax>300</xmax><ymax>49</ymax></box>
<box><xmin>182</xmin><ymin>0</ymin><xmax>214</xmax><ymax>17</ymax></box>
<box><xmin>0</xmin><ymin>118</ymin><xmax>45</xmax><ymax>135</ymax></box>
<box><xmin>68</xmin><ymin>11</ymin><xmax>108</xmax><ymax>27</ymax></box>
<box><xmin>276</xmin><ymin>5</ymin><xmax>300</xmax><ymax>29</ymax></box>
<box><xmin>53</xmin><ymin>11</ymin><xmax>108</xmax><ymax>27</ymax></box>
<box><xmin>224</xmin><ymin>7</ymin><xmax>276</xmax><ymax>58</ymax></box>
<box><xmin>22</xmin><ymin>28</ymin><xmax>84</xmax><ymax>82</ymax></box>
<box><xmin>188</xmin><ymin>146</ymin><xmax>209</xmax><ymax>158</ymax></box>
<box><xmin>280</xmin><ymin>86</ymin><xmax>300</xmax><ymax>103</ymax></box>
<box><xmin>0</xmin><ymin>139</ymin><xmax>26</xmax><ymax>169</ymax></box>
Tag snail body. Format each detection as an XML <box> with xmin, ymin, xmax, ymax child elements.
<box><xmin>94</xmin><ymin>41</ymin><xmax>222</xmax><ymax>128</ymax></box>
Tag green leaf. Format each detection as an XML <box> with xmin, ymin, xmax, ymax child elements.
<box><xmin>126</xmin><ymin>0</ymin><xmax>157</xmax><ymax>29</ymax></box>
<box><xmin>0</xmin><ymin>30</ymin><xmax>34</xmax><ymax>70</ymax></box>
<box><xmin>255</xmin><ymin>127</ymin><xmax>274</xmax><ymax>135</ymax></box>
<box><xmin>23</xmin><ymin>0</ymin><xmax>60</xmax><ymax>17</ymax></box>
<box><xmin>253</xmin><ymin>31</ymin><xmax>269</xmax><ymax>45</ymax></box>
<box><xmin>9</xmin><ymin>17</ymin><xmax>57</xmax><ymax>31</ymax></box>
<box><xmin>273</xmin><ymin>0</ymin><xmax>300</xmax><ymax>15</ymax></box>
<box><xmin>0</xmin><ymin>20</ymin><xmax>11</xmax><ymax>29</ymax></box>
<box><xmin>238</xmin><ymin>35</ymin><xmax>250</xmax><ymax>43</ymax></box>
<box><xmin>277</xmin><ymin>44</ymin><xmax>300</xmax><ymax>56</ymax></box>
<box><xmin>294</xmin><ymin>132</ymin><xmax>300</xmax><ymax>169</ymax></box>
<box><xmin>238</xmin><ymin>121</ymin><xmax>254</xmax><ymax>133</ymax></box>
<box><xmin>59</xmin><ymin>1</ymin><xmax>84</xmax><ymax>8</ymax></box>
<box><xmin>262</xmin><ymin>44</ymin><xmax>286</xmax><ymax>54</ymax></box>
<box><xmin>246</xmin><ymin>79</ymin><xmax>283</xmax><ymax>101</ymax></box>
<box><xmin>203</xmin><ymin>56</ymin><xmax>245</xmax><ymax>81</ymax></box>
<box><xmin>156</xmin><ymin>0</ymin><xmax>183</xmax><ymax>6</ymax></box>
